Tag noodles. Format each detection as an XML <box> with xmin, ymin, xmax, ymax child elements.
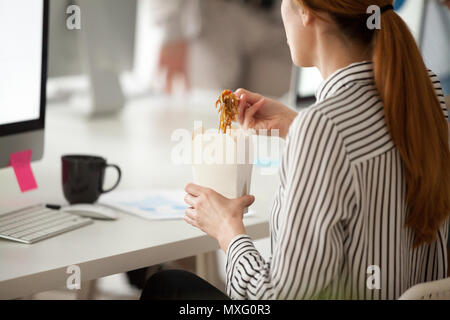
<box><xmin>215</xmin><ymin>90</ymin><xmax>239</xmax><ymax>134</ymax></box>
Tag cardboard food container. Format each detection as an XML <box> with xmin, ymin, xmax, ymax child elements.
<box><xmin>192</xmin><ymin>127</ymin><xmax>253</xmax><ymax>213</ymax></box>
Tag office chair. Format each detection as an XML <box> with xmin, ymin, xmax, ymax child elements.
<box><xmin>399</xmin><ymin>277</ymin><xmax>450</xmax><ymax>300</ymax></box>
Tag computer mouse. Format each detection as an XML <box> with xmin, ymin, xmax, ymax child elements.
<box><xmin>61</xmin><ymin>204</ymin><xmax>118</xmax><ymax>220</ymax></box>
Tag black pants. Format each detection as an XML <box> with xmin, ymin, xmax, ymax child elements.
<box><xmin>140</xmin><ymin>270</ymin><xmax>230</xmax><ymax>300</ymax></box>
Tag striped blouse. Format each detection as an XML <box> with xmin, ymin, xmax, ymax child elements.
<box><xmin>225</xmin><ymin>61</ymin><xmax>449</xmax><ymax>300</ymax></box>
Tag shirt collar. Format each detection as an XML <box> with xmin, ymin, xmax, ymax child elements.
<box><xmin>315</xmin><ymin>61</ymin><xmax>374</xmax><ymax>102</ymax></box>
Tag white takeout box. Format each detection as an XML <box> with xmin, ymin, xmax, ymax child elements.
<box><xmin>192</xmin><ymin>128</ymin><xmax>253</xmax><ymax>213</ymax></box>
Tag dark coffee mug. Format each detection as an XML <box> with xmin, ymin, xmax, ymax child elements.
<box><xmin>61</xmin><ymin>155</ymin><xmax>122</xmax><ymax>204</ymax></box>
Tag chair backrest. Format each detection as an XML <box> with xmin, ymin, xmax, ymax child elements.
<box><xmin>399</xmin><ymin>277</ymin><xmax>450</xmax><ymax>300</ymax></box>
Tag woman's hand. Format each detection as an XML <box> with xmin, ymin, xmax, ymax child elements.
<box><xmin>234</xmin><ymin>88</ymin><xmax>298</xmax><ymax>139</ymax></box>
<box><xmin>158</xmin><ymin>40</ymin><xmax>189</xmax><ymax>94</ymax></box>
<box><xmin>183</xmin><ymin>183</ymin><xmax>255</xmax><ymax>252</ymax></box>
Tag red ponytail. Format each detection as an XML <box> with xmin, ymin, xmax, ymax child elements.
<box><xmin>300</xmin><ymin>0</ymin><xmax>450</xmax><ymax>246</ymax></box>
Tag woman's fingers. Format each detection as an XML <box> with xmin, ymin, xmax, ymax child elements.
<box><xmin>235</xmin><ymin>89</ymin><xmax>265</xmax><ymax>126</ymax></box>
<box><xmin>237</xmin><ymin>94</ymin><xmax>248</xmax><ymax>125</ymax></box>
<box><xmin>184</xmin><ymin>207</ymin><xmax>200</xmax><ymax>228</ymax></box>
<box><xmin>184</xmin><ymin>183</ymin><xmax>203</xmax><ymax>196</ymax></box>
<box><xmin>185</xmin><ymin>207</ymin><xmax>197</xmax><ymax>220</ymax></box>
<box><xmin>245</xmin><ymin>98</ymin><xmax>265</xmax><ymax>118</ymax></box>
<box><xmin>184</xmin><ymin>194</ymin><xmax>197</xmax><ymax>207</ymax></box>
<box><xmin>183</xmin><ymin>215</ymin><xmax>199</xmax><ymax>228</ymax></box>
<box><xmin>234</xmin><ymin>88</ymin><xmax>262</xmax><ymax>103</ymax></box>
<box><xmin>234</xmin><ymin>88</ymin><xmax>246</xmax><ymax>97</ymax></box>
<box><xmin>243</xmin><ymin>98</ymin><xmax>265</xmax><ymax>129</ymax></box>
<box><xmin>237</xmin><ymin>194</ymin><xmax>255</xmax><ymax>208</ymax></box>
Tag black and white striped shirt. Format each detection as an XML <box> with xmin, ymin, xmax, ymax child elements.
<box><xmin>226</xmin><ymin>61</ymin><xmax>449</xmax><ymax>300</ymax></box>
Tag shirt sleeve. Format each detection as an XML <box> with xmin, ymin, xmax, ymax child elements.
<box><xmin>225</xmin><ymin>109</ymin><xmax>356</xmax><ymax>299</ymax></box>
<box><xmin>148</xmin><ymin>0</ymin><xmax>202</xmax><ymax>43</ymax></box>
<box><xmin>428</xmin><ymin>70</ymin><xmax>448</xmax><ymax>121</ymax></box>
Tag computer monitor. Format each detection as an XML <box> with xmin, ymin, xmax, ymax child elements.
<box><xmin>290</xmin><ymin>0</ymin><xmax>428</xmax><ymax>108</ymax></box>
<box><xmin>0</xmin><ymin>0</ymin><xmax>48</xmax><ymax>168</ymax></box>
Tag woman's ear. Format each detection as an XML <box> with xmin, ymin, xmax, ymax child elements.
<box><xmin>299</xmin><ymin>7</ymin><xmax>313</xmax><ymax>27</ymax></box>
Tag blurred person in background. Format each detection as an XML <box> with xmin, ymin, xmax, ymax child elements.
<box><xmin>149</xmin><ymin>0</ymin><xmax>292</xmax><ymax>97</ymax></box>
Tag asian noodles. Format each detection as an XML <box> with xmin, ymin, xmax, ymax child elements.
<box><xmin>215</xmin><ymin>90</ymin><xmax>239</xmax><ymax>134</ymax></box>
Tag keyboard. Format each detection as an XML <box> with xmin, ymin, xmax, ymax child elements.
<box><xmin>0</xmin><ymin>205</ymin><xmax>93</xmax><ymax>244</ymax></box>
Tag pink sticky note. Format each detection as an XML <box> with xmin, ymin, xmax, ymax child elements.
<box><xmin>10</xmin><ymin>150</ymin><xmax>38</xmax><ymax>192</ymax></box>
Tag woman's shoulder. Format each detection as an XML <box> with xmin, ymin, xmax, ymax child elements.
<box><xmin>288</xmin><ymin>106</ymin><xmax>333</xmax><ymax>136</ymax></box>
<box><xmin>286</xmin><ymin>106</ymin><xmax>343</xmax><ymax>152</ymax></box>
<box><xmin>287</xmin><ymin>81</ymin><xmax>393</xmax><ymax>162</ymax></box>
<box><xmin>288</xmin><ymin>80</ymin><xmax>379</xmax><ymax>140</ymax></box>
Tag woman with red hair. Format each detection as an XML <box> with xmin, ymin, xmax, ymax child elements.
<box><xmin>142</xmin><ymin>0</ymin><xmax>449</xmax><ymax>300</ymax></box>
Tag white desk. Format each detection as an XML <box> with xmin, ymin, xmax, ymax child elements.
<box><xmin>0</xmin><ymin>93</ymin><xmax>280</xmax><ymax>299</ymax></box>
